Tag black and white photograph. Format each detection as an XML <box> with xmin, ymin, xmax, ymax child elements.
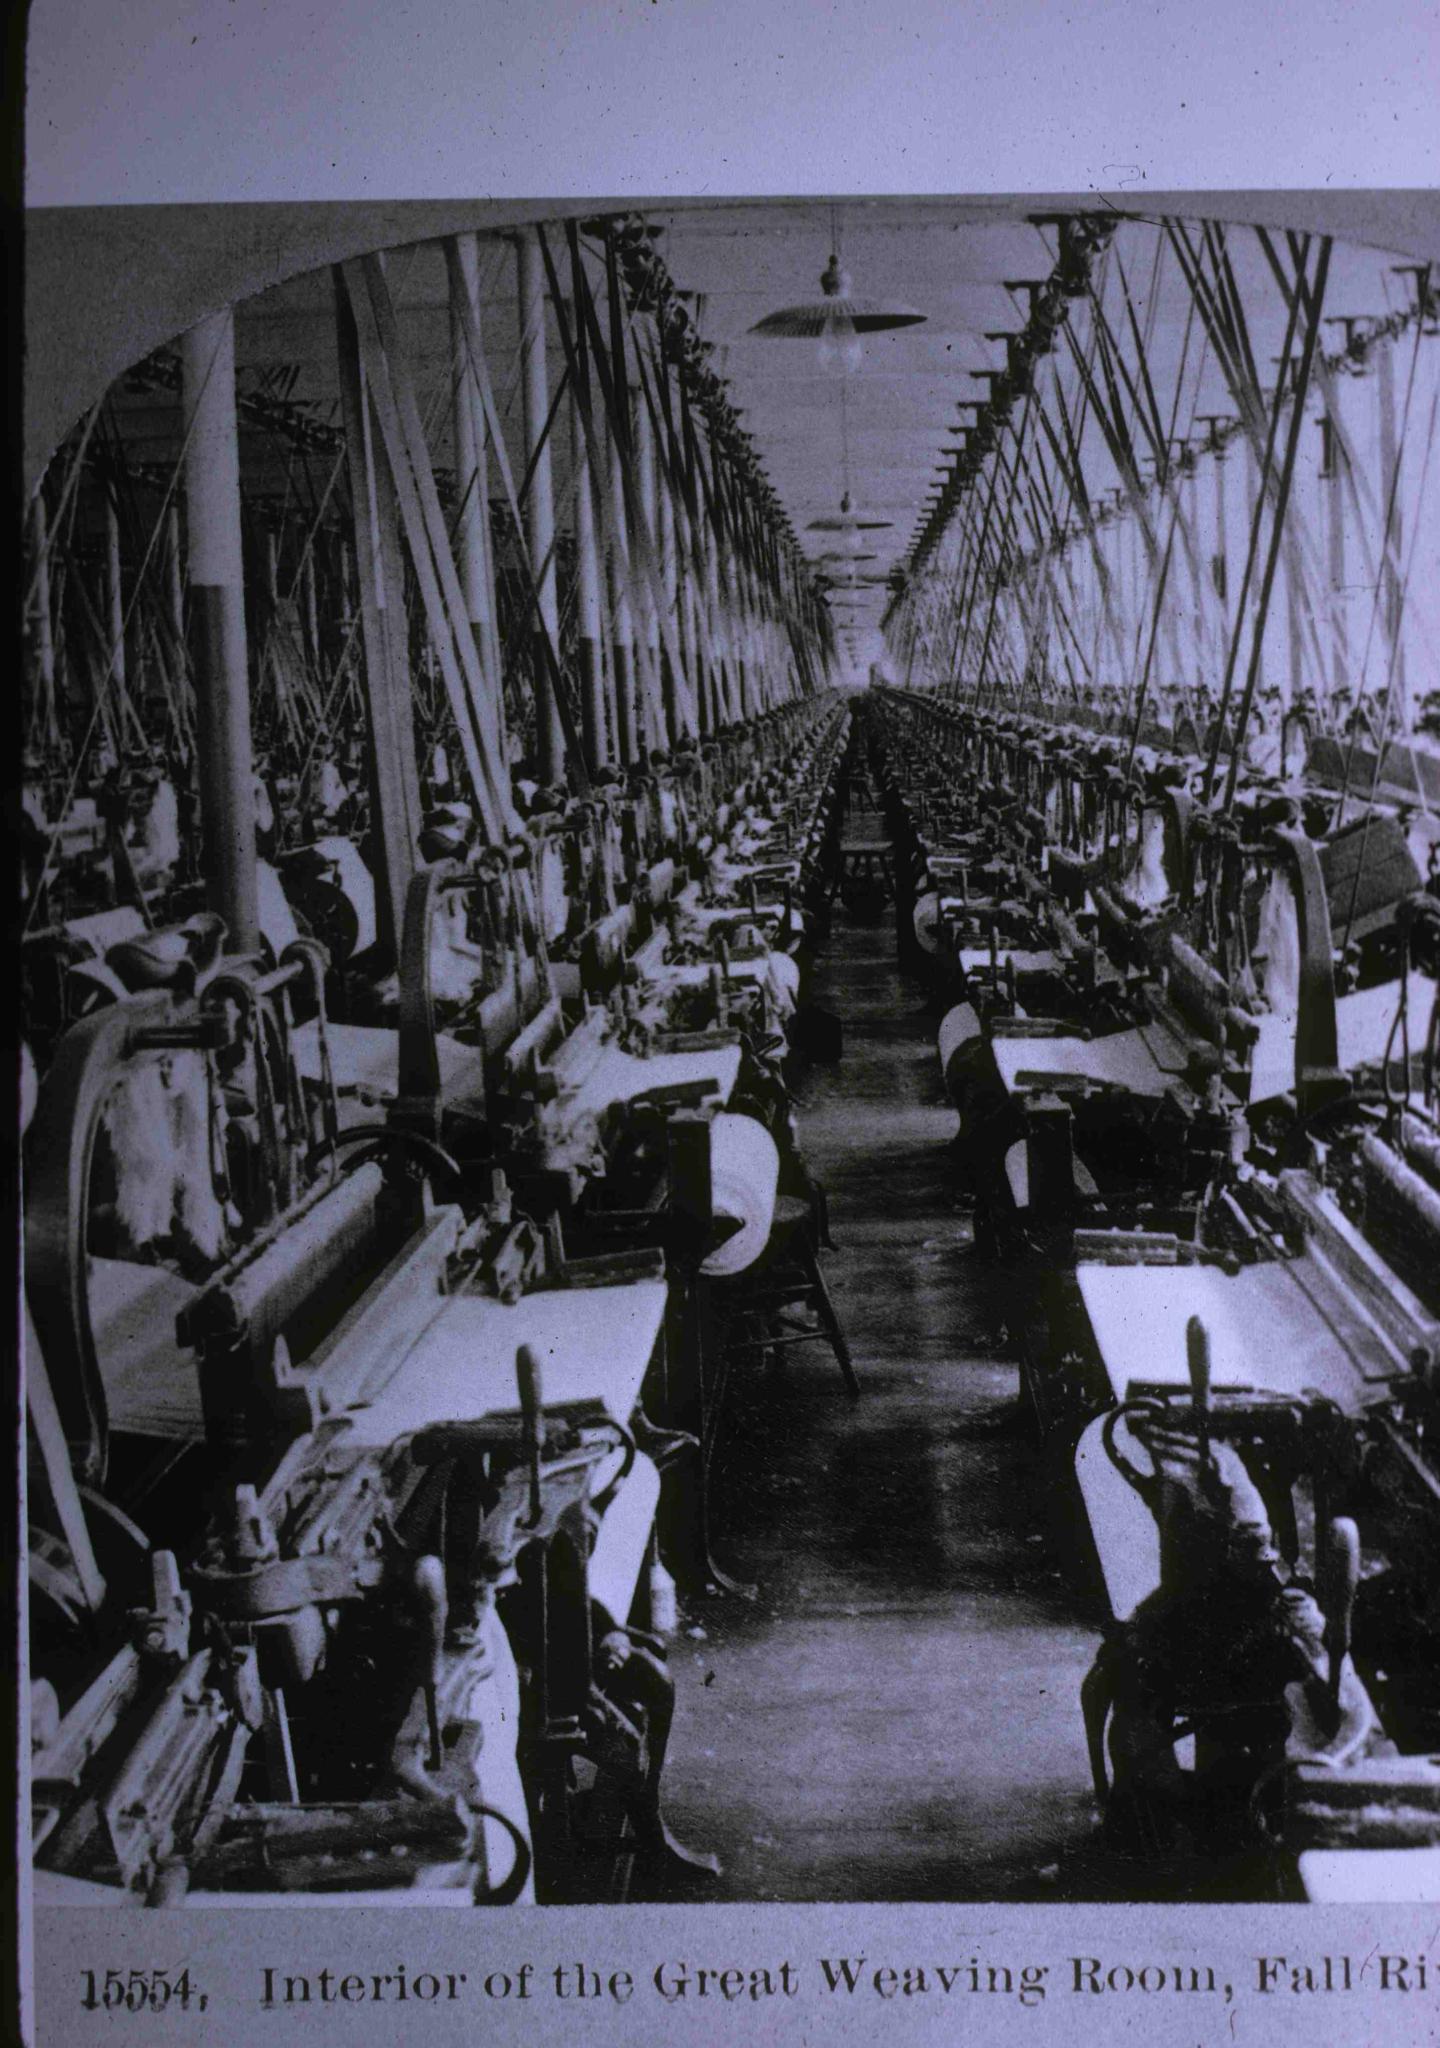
<box><xmin>14</xmin><ymin>5</ymin><xmax>1440</xmax><ymax>2042</ymax></box>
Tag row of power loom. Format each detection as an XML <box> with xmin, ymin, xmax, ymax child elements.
<box><xmin>872</xmin><ymin>219</ymin><xmax>1440</xmax><ymax>1900</ymax></box>
<box><xmin>19</xmin><ymin>201</ymin><xmax>1440</xmax><ymax>1908</ymax></box>
<box><xmin>21</xmin><ymin>218</ymin><xmax>855</xmax><ymax>1905</ymax></box>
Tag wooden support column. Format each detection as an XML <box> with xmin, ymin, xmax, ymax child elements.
<box><xmin>179</xmin><ymin>307</ymin><xmax>260</xmax><ymax>952</ymax></box>
<box><xmin>451</xmin><ymin>232</ymin><xmax>509</xmax><ymax>778</ymax></box>
<box><xmin>571</xmin><ymin>383</ymin><xmax>607</xmax><ymax>772</ymax></box>
<box><xmin>516</xmin><ymin>229</ymin><xmax>564</xmax><ymax>783</ymax></box>
<box><xmin>334</xmin><ymin>271</ymin><xmax>422</xmax><ymax>961</ymax></box>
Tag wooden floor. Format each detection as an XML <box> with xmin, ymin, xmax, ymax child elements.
<box><xmin>661</xmin><ymin>897</ymin><xmax>1106</xmax><ymax>1903</ymax></box>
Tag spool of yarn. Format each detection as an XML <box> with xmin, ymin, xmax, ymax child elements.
<box><xmin>912</xmin><ymin>889</ymin><xmax>943</xmax><ymax>956</ymax></box>
<box><xmin>937</xmin><ymin>1002</ymin><xmax>981</xmax><ymax>1102</ymax></box>
<box><xmin>701</xmin><ymin>1112</ymin><xmax>779</xmax><ymax>1277</ymax></box>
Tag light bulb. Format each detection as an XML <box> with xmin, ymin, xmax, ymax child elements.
<box><xmin>818</xmin><ymin>312</ymin><xmax>862</xmax><ymax>373</ymax></box>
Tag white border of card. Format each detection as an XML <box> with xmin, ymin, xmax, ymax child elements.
<box><xmin>17</xmin><ymin>3</ymin><xmax>1440</xmax><ymax>2040</ymax></box>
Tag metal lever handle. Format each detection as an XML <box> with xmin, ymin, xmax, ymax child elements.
<box><xmin>516</xmin><ymin>1343</ymin><xmax>545</xmax><ymax>1527</ymax></box>
<box><xmin>1319</xmin><ymin>1515</ymin><xmax>1361</xmax><ymax>1708</ymax></box>
<box><xmin>410</xmin><ymin>1553</ymin><xmax>448</xmax><ymax>1770</ymax></box>
<box><xmin>1185</xmin><ymin>1314</ymin><xmax>1212</xmax><ymax>1469</ymax></box>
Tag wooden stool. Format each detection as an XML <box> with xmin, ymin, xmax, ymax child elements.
<box><xmin>716</xmin><ymin>1194</ymin><xmax>859</xmax><ymax>1398</ymax></box>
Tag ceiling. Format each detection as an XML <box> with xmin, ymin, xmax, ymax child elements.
<box><xmin>41</xmin><ymin>196</ymin><xmax>1436</xmax><ymax>666</ymax></box>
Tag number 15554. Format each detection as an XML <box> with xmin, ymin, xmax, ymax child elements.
<box><xmin>79</xmin><ymin>1968</ymin><xmax>209</xmax><ymax>2014</ymax></box>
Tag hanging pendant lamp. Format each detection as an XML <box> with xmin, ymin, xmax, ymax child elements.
<box><xmin>749</xmin><ymin>207</ymin><xmax>926</xmax><ymax>365</ymax></box>
<box><xmin>807</xmin><ymin>490</ymin><xmax>893</xmax><ymax>533</ymax></box>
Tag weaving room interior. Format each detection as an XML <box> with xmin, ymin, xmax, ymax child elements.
<box><xmin>19</xmin><ymin>192</ymin><xmax>1440</xmax><ymax>1909</ymax></box>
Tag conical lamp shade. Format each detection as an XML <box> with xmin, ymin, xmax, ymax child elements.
<box><xmin>751</xmin><ymin>298</ymin><xmax>926</xmax><ymax>337</ymax></box>
<box><xmin>750</xmin><ymin>255</ymin><xmax>925</xmax><ymax>337</ymax></box>
<box><xmin>808</xmin><ymin>490</ymin><xmax>892</xmax><ymax>532</ymax></box>
<box><xmin>807</xmin><ymin>513</ymin><xmax>894</xmax><ymax>531</ymax></box>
